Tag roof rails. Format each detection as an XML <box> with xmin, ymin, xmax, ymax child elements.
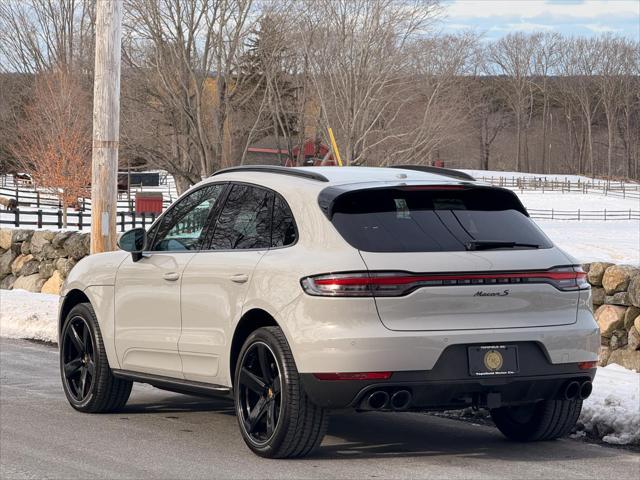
<box><xmin>211</xmin><ymin>165</ymin><xmax>329</xmax><ymax>182</ymax></box>
<box><xmin>389</xmin><ymin>165</ymin><xmax>476</xmax><ymax>182</ymax></box>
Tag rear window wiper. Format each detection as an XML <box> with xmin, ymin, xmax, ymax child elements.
<box><xmin>465</xmin><ymin>240</ymin><xmax>540</xmax><ymax>251</ymax></box>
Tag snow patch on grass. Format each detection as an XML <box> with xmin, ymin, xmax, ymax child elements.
<box><xmin>578</xmin><ymin>364</ymin><xmax>640</xmax><ymax>446</ymax></box>
<box><xmin>0</xmin><ymin>289</ymin><xmax>58</xmax><ymax>343</ymax></box>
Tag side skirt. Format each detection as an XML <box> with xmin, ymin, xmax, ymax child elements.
<box><xmin>112</xmin><ymin>369</ymin><xmax>232</xmax><ymax>399</ymax></box>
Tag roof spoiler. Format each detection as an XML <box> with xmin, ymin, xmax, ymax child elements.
<box><xmin>389</xmin><ymin>165</ymin><xmax>476</xmax><ymax>182</ymax></box>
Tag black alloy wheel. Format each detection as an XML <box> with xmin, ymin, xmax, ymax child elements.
<box><xmin>237</xmin><ymin>341</ymin><xmax>282</xmax><ymax>445</ymax></box>
<box><xmin>234</xmin><ymin>327</ymin><xmax>327</xmax><ymax>458</ymax></box>
<box><xmin>61</xmin><ymin>315</ymin><xmax>96</xmax><ymax>403</ymax></box>
<box><xmin>59</xmin><ymin>302</ymin><xmax>132</xmax><ymax>413</ymax></box>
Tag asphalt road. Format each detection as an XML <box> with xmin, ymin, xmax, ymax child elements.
<box><xmin>1</xmin><ymin>337</ymin><xmax>638</xmax><ymax>480</ymax></box>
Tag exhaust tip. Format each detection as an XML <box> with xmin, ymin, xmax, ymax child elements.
<box><xmin>363</xmin><ymin>391</ymin><xmax>389</xmax><ymax>410</ymax></box>
<box><xmin>564</xmin><ymin>381</ymin><xmax>581</xmax><ymax>400</ymax></box>
<box><xmin>579</xmin><ymin>381</ymin><xmax>593</xmax><ymax>400</ymax></box>
<box><xmin>390</xmin><ymin>390</ymin><xmax>412</xmax><ymax>411</ymax></box>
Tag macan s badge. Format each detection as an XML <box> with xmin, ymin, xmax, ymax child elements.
<box><xmin>474</xmin><ymin>289</ymin><xmax>511</xmax><ymax>297</ymax></box>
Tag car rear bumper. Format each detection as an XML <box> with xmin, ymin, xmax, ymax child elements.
<box><xmin>300</xmin><ymin>342</ymin><xmax>597</xmax><ymax>409</ymax></box>
<box><xmin>288</xmin><ymin>305</ymin><xmax>599</xmax><ymax>374</ymax></box>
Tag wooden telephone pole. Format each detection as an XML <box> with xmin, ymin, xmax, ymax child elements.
<box><xmin>91</xmin><ymin>0</ymin><xmax>123</xmax><ymax>253</ymax></box>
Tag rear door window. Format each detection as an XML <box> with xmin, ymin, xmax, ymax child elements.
<box><xmin>330</xmin><ymin>187</ymin><xmax>552</xmax><ymax>252</ymax></box>
<box><xmin>209</xmin><ymin>184</ymin><xmax>274</xmax><ymax>250</ymax></box>
<box><xmin>271</xmin><ymin>196</ymin><xmax>297</xmax><ymax>247</ymax></box>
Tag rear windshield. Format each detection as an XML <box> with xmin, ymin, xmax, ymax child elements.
<box><xmin>330</xmin><ymin>187</ymin><xmax>552</xmax><ymax>252</ymax></box>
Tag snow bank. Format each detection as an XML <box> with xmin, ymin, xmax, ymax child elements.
<box><xmin>578</xmin><ymin>364</ymin><xmax>640</xmax><ymax>445</ymax></box>
<box><xmin>536</xmin><ymin>220</ymin><xmax>640</xmax><ymax>265</ymax></box>
<box><xmin>0</xmin><ymin>289</ymin><xmax>58</xmax><ymax>343</ymax></box>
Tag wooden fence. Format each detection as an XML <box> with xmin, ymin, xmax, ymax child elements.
<box><xmin>476</xmin><ymin>176</ymin><xmax>640</xmax><ymax>199</ymax></box>
<box><xmin>0</xmin><ymin>186</ymin><xmax>174</xmax><ymax>211</ymax></box>
<box><xmin>0</xmin><ymin>208</ymin><xmax>158</xmax><ymax>231</ymax></box>
<box><xmin>527</xmin><ymin>208</ymin><xmax>639</xmax><ymax>221</ymax></box>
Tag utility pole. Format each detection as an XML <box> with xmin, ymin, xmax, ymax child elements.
<box><xmin>91</xmin><ymin>0</ymin><xmax>122</xmax><ymax>253</ymax></box>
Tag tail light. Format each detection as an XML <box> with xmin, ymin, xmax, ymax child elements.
<box><xmin>300</xmin><ymin>266</ymin><xmax>589</xmax><ymax>297</ymax></box>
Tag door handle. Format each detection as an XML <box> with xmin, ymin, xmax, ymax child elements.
<box><xmin>230</xmin><ymin>273</ymin><xmax>249</xmax><ymax>284</ymax></box>
<box><xmin>163</xmin><ymin>272</ymin><xmax>180</xmax><ymax>282</ymax></box>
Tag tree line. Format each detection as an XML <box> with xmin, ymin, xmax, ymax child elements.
<box><xmin>0</xmin><ymin>0</ymin><xmax>638</xmax><ymax>197</ymax></box>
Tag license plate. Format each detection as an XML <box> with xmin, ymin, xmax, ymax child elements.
<box><xmin>468</xmin><ymin>345</ymin><xmax>519</xmax><ymax>376</ymax></box>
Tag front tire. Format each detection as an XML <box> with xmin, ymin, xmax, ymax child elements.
<box><xmin>60</xmin><ymin>302</ymin><xmax>132</xmax><ymax>413</ymax></box>
<box><xmin>490</xmin><ymin>399</ymin><xmax>582</xmax><ymax>442</ymax></box>
<box><xmin>234</xmin><ymin>327</ymin><xmax>327</xmax><ymax>458</ymax></box>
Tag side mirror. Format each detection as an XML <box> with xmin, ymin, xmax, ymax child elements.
<box><xmin>117</xmin><ymin>228</ymin><xmax>147</xmax><ymax>262</ymax></box>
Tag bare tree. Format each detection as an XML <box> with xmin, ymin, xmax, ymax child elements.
<box><xmin>531</xmin><ymin>32</ymin><xmax>561</xmax><ymax>174</ymax></box>
<box><xmin>617</xmin><ymin>48</ymin><xmax>640</xmax><ymax>179</ymax></box>
<box><xmin>295</xmin><ymin>0</ymin><xmax>440</xmax><ymax>166</ymax></box>
<box><xmin>123</xmin><ymin>0</ymin><xmax>256</xmax><ymax>192</ymax></box>
<box><xmin>11</xmin><ymin>72</ymin><xmax>91</xmax><ymax>226</ymax></box>
<box><xmin>558</xmin><ymin>37</ymin><xmax>601</xmax><ymax>177</ymax></box>
<box><xmin>594</xmin><ymin>35</ymin><xmax>635</xmax><ymax>179</ymax></box>
<box><xmin>0</xmin><ymin>0</ymin><xmax>94</xmax><ymax>74</ymax></box>
<box><xmin>486</xmin><ymin>32</ymin><xmax>541</xmax><ymax>172</ymax></box>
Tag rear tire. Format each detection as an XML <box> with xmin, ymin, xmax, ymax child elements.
<box><xmin>60</xmin><ymin>302</ymin><xmax>132</xmax><ymax>413</ymax></box>
<box><xmin>234</xmin><ymin>326</ymin><xmax>328</xmax><ymax>458</ymax></box>
<box><xmin>490</xmin><ymin>399</ymin><xmax>582</xmax><ymax>442</ymax></box>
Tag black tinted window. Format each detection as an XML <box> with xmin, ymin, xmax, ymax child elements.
<box><xmin>150</xmin><ymin>184</ymin><xmax>224</xmax><ymax>251</ymax></box>
<box><xmin>271</xmin><ymin>196</ymin><xmax>297</xmax><ymax>247</ymax></box>
<box><xmin>331</xmin><ymin>187</ymin><xmax>552</xmax><ymax>252</ymax></box>
<box><xmin>210</xmin><ymin>185</ymin><xmax>273</xmax><ymax>250</ymax></box>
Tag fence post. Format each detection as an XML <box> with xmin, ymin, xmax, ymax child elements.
<box><xmin>131</xmin><ymin>212</ymin><xmax>136</xmax><ymax>229</ymax></box>
<box><xmin>141</xmin><ymin>212</ymin><xmax>146</xmax><ymax>228</ymax></box>
<box><xmin>78</xmin><ymin>211</ymin><xmax>83</xmax><ymax>231</ymax></box>
<box><xmin>36</xmin><ymin>192</ymin><xmax>40</xmax><ymax>208</ymax></box>
<box><xmin>15</xmin><ymin>188</ymin><xmax>19</xmax><ymax>205</ymax></box>
<box><xmin>120</xmin><ymin>212</ymin><xmax>125</xmax><ymax>232</ymax></box>
<box><xmin>14</xmin><ymin>208</ymin><xmax>19</xmax><ymax>227</ymax></box>
<box><xmin>551</xmin><ymin>208</ymin><xmax>554</xmax><ymax>220</ymax></box>
<box><xmin>57</xmin><ymin>209</ymin><xmax>63</xmax><ymax>228</ymax></box>
<box><xmin>604</xmin><ymin>209</ymin><xmax>607</xmax><ymax>221</ymax></box>
<box><xmin>630</xmin><ymin>209</ymin><xmax>632</xmax><ymax>220</ymax></box>
<box><xmin>37</xmin><ymin>209</ymin><xmax>42</xmax><ymax>228</ymax></box>
<box><xmin>578</xmin><ymin>209</ymin><xmax>580</xmax><ymax>221</ymax></box>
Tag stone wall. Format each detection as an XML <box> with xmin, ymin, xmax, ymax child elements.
<box><xmin>0</xmin><ymin>228</ymin><xmax>89</xmax><ymax>295</ymax></box>
<box><xmin>585</xmin><ymin>262</ymin><xmax>640</xmax><ymax>371</ymax></box>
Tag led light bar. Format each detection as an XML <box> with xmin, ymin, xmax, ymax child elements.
<box><xmin>301</xmin><ymin>266</ymin><xmax>588</xmax><ymax>297</ymax></box>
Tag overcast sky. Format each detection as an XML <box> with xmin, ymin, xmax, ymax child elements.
<box><xmin>440</xmin><ymin>0</ymin><xmax>640</xmax><ymax>40</ymax></box>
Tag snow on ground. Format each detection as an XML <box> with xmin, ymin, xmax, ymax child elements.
<box><xmin>461</xmin><ymin>169</ymin><xmax>640</xmax><ymax>187</ymax></box>
<box><xmin>577</xmin><ymin>364</ymin><xmax>640</xmax><ymax>445</ymax></box>
<box><xmin>0</xmin><ymin>289</ymin><xmax>58</xmax><ymax>343</ymax></box>
<box><xmin>1</xmin><ymin>288</ymin><xmax>639</xmax><ymax>445</ymax></box>
<box><xmin>517</xmin><ymin>190</ymin><xmax>639</xmax><ymax>211</ymax></box>
<box><xmin>535</xmin><ymin>220</ymin><xmax>640</xmax><ymax>265</ymax></box>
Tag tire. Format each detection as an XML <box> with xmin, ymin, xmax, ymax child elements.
<box><xmin>490</xmin><ymin>399</ymin><xmax>582</xmax><ymax>442</ymax></box>
<box><xmin>60</xmin><ymin>302</ymin><xmax>132</xmax><ymax>413</ymax></box>
<box><xmin>234</xmin><ymin>326</ymin><xmax>328</xmax><ymax>458</ymax></box>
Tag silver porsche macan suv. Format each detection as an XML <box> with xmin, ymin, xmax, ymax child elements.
<box><xmin>58</xmin><ymin>165</ymin><xmax>599</xmax><ymax>458</ymax></box>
